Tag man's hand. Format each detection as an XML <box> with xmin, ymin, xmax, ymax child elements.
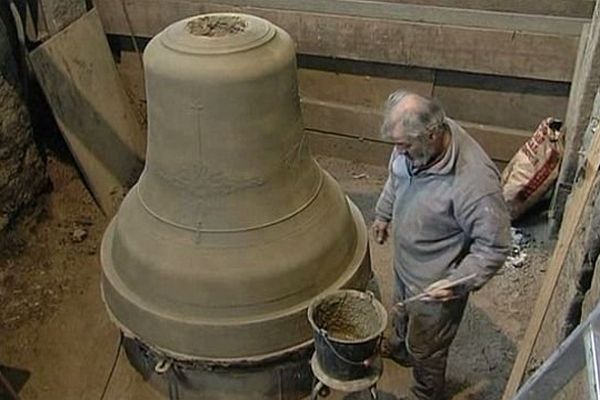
<box><xmin>371</xmin><ymin>219</ymin><xmax>390</xmax><ymax>245</ymax></box>
<box><xmin>423</xmin><ymin>279</ymin><xmax>458</xmax><ymax>302</ymax></box>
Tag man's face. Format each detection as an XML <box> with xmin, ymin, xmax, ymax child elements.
<box><xmin>390</xmin><ymin>127</ymin><xmax>438</xmax><ymax>168</ymax></box>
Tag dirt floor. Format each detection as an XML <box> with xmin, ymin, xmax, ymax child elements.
<box><xmin>0</xmin><ymin>153</ymin><xmax>548</xmax><ymax>400</ymax></box>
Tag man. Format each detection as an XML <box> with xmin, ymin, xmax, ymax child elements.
<box><xmin>372</xmin><ymin>91</ymin><xmax>510</xmax><ymax>400</ymax></box>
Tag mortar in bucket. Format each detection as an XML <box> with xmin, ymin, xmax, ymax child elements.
<box><xmin>308</xmin><ymin>290</ymin><xmax>387</xmax><ymax>381</ymax></box>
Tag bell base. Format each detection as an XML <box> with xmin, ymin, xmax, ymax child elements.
<box><xmin>123</xmin><ymin>337</ymin><xmax>314</xmax><ymax>400</ymax></box>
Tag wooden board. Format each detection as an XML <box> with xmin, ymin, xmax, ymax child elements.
<box><xmin>309</xmin><ymin>130</ymin><xmax>508</xmax><ymax>171</ymax></box>
<box><xmin>298</xmin><ymin>67</ymin><xmax>434</xmax><ymax>110</ymax></box>
<box><xmin>297</xmin><ymin>59</ymin><xmax>570</xmax><ymax>132</ymax></box>
<box><xmin>379</xmin><ymin>0</ymin><xmax>595</xmax><ymax>18</ymax></box>
<box><xmin>40</xmin><ymin>0</ymin><xmax>87</xmax><ymax>35</ymax></box>
<box><xmin>308</xmin><ymin>130</ymin><xmax>393</xmax><ymax>167</ymax></box>
<box><xmin>30</xmin><ymin>9</ymin><xmax>145</xmax><ymax>215</ymax></box>
<box><xmin>542</xmin><ymin>195</ymin><xmax>600</xmax><ymax>400</ymax></box>
<box><xmin>548</xmin><ymin>23</ymin><xmax>591</xmax><ymax>237</ymax></box>
<box><xmin>98</xmin><ymin>0</ymin><xmax>589</xmax><ymax>35</ymax></box>
<box><xmin>433</xmin><ymin>70</ymin><xmax>570</xmax><ymax>131</ymax></box>
<box><xmin>96</xmin><ymin>0</ymin><xmax>581</xmax><ymax>82</ymax></box>
<box><xmin>301</xmin><ymin>98</ymin><xmax>530</xmax><ymax>163</ymax></box>
<box><xmin>551</xmin><ymin>9</ymin><xmax>600</xmax><ymax>236</ymax></box>
<box><xmin>502</xmin><ymin>88</ymin><xmax>600</xmax><ymax>399</ymax></box>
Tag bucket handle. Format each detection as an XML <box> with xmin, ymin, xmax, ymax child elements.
<box><xmin>319</xmin><ymin>328</ymin><xmax>381</xmax><ymax>368</ymax></box>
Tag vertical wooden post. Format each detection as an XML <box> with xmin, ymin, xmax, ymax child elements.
<box><xmin>549</xmin><ymin>2</ymin><xmax>600</xmax><ymax>237</ymax></box>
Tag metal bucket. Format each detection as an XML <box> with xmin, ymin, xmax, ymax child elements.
<box><xmin>307</xmin><ymin>290</ymin><xmax>387</xmax><ymax>381</ymax></box>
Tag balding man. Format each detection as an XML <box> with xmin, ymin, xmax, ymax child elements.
<box><xmin>373</xmin><ymin>91</ymin><xmax>510</xmax><ymax>400</ymax></box>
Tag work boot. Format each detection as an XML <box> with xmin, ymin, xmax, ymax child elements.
<box><xmin>380</xmin><ymin>338</ymin><xmax>414</xmax><ymax>367</ymax></box>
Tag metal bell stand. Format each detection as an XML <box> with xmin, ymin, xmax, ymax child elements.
<box><xmin>310</xmin><ymin>353</ymin><xmax>382</xmax><ymax>399</ymax></box>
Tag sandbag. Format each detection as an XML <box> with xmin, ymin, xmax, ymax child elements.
<box><xmin>501</xmin><ymin>118</ymin><xmax>564</xmax><ymax>219</ymax></box>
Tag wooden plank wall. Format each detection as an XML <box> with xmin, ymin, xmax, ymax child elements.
<box><xmin>380</xmin><ymin>0</ymin><xmax>595</xmax><ymax>18</ymax></box>
<box><xmin>114</xmin><ymin>47</ymin><xmax>549</xmax><ymax>169</ymax></box>
<box><xmin>97</xmin><ymin>0</ymin><xmax>583</xmax><ymax>81</ymax></box>
<box><xmin>295</xmin><ymin>56</ymin><xmax>567</xmax><ymax>165</ymax></box>
<box><xmin>98</xmin><ymin>0</ymin><xmax>580</xmax><ymax>168</ymax></box>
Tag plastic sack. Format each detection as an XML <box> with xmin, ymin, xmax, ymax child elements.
<box><xmin>501</xmin><ymin>117</ymin><xmax>564</xmax><ymax>219</ymax></box>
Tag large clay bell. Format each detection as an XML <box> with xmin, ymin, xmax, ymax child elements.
<box><xmin>100</xmin><ymin>13</ymin><xmax>371</xmax><ymax>365</ymax></box>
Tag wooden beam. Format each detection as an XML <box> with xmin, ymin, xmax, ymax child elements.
<box><xmin>297</xmin><ymin>58</ymin><xmax>569</xmax><ymax>131</ymax></box>
<box><xmin>551</xmin><ymin>3</ymin><xmax>600</xmax><ymax>236</ymax></box>
<box><xmin>308</xmin><ymin>130</ymin><xmax>393</xmax><ymax>167</ymax></box>
<box><xmin>503</xmin><ymin>88</ymin><xmax>600</xmax><ymax>400</ymax></box>
<box><xmin>99</xmin><ymin>0</ymin><xmax>590</xmax><ymax>35</ymax></box>
<box><xmin>103</xmin><ymin>0</ymin><xmax>589</xmax><ymax>35</ymax></box>
<box><xmin>96</xmin><ymin>0</ymin><xmax>581</xmax><ymax>82</ymax></box>
<box><xmin>301</xmin><ymin>98</ymin><xmax>530</xmax><ymax>163</ymax></box>
<box><xmin>309</xmin><ymin>130</ymin><xmax>507</xmax><ymax>170</ymax></box>
<box><xmin>298</xmin><ymin>67</ymin><xmax>434</xmax><ymax>111</ymax></box>
<box><xmin>433</xmin><ymin>70</ymin><xmax>569</xmax><ymax>131</ymax></box>
<box><xmin>548</xmin><ymin>23</ymin><xmax>592</xmax><ymax>238</ymax></box>
<box><xmin>462</xmin><ymin>121</ymin><xmax>530</xmax><ymax>163</ymax></box>
<box><xmin>379</xmin><ymin>0</ymin><xmax>595</xmax><ymax>18</ymax></box>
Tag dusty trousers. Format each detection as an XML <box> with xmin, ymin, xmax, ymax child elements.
<box><xmin>389</xmin><ymin>271</ymin><xmax>468</xmax><ymax>400</ymax></box>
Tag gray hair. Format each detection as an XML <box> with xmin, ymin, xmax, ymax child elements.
<box><xmin>380</xmin><ymin>90</ymin><xmax>447</xmax><ymax>140</ymax></box>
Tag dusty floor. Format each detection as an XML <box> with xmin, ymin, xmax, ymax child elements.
<box><xmin>0</xmin><ymin>153</ymin><xmax>547</xmax><ymax>400</ymax></box>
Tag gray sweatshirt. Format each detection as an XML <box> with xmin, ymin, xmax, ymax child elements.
<box><xmin>375</xmin><ymin>118</ymin><xmax>510</xmax><ymax>294</ymax></box>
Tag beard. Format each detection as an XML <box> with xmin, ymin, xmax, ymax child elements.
<box><xmin>407</xmin><ymin>146</ymin><xmax>436</xmax><ymax>169</ymax></box>
<box><xmin>403</xmin><ymin>129</ymin><xmax>449</xmax><ymax>170</ymax></box>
